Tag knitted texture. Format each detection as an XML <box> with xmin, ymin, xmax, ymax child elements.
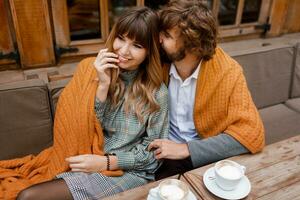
<box><xmin>163</xmin><ymin>47</ymin><xmax>265</xmax><ymax>153</ymax></box>
<box><xmin>0</xmin><ymin>57</ymin><xmax>122</xmax><ymax>200</ymax></box>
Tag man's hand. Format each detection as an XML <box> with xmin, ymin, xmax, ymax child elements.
<box><xmin>66</xmin><ymin>154</ymin><xmax>107</xmax><ymax>173</ymax></box>
<box><xmin>148</xmin><ymin>139</ymin><xmax>190</xmax><ymax>160</ymax></box>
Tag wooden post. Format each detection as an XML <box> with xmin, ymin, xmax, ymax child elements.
<box><xmin>100</xmin><ymin>0</ymin><xmax>109</xmax><ymax>40</ymax></box>
<box><xmin>9</xmin><ymin>0</ymin><xmax>55</xmax><ymax>68</ymax></box>
<box><xmin>283</xmin><ymin>0</ymin><xmax>300</xmax><ymax>33</ymax></box>
<box><xmin>0</xmin><ymin>0</ymin><xmax>16</xmax><ymax>68</ymax></box>
<box><xmin>267</xmin><ymin>0</ymin><xmax>290</xmax><ymax>37</ymax></box>
<box><xmin>137</xmin><ymin>0</ymin><xmax>145</xmax><ymax>6</ymax></box>
<box><xmin>51</xmin><ymin>0</ymin><xmax>70</xmax><ymax>47</ymax></box>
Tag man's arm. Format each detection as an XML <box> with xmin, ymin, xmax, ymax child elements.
<box><xmin>188</xmin><ymin>133</ymin><xmax>249</xmax><ymax>168</ymax></box>
<box><xmin>148</xmin><ymin>133</ymin><xmax>248</xmax><ymax>166</ymax></box>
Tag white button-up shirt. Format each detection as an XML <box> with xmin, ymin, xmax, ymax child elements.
<box><xmin>168</xmin><ymin>60</ymin><xmax>202</xmax><ymax>143</ymax></box>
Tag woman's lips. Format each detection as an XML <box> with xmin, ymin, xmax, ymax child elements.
<box><xmin>118</xmin><ymin>55</ymin><xmax>129</xmax><ymax>62</ymax></box>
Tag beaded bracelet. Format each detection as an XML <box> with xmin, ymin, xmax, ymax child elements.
<box><xmin>104</xmin><ymin>153</ymin><xmax>116</xmax><ymax>171</ymax></box>
<box><xmin>105</xmin><ymin>154</ymin><xmax>110</xmax><ymax>171</ymax></box>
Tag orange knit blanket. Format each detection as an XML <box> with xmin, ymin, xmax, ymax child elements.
<box><xmin>163</xmin><ymin>47</ymin><xmax>265</xmax><ymax>153</ymax></box>
<box><xmin>0</xmin><ymin>57</ymin><xmax>122</xmax><ymax>200</ymax></box>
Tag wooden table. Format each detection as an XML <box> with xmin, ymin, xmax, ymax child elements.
<box><xmin>183</xmin><ymin>135</ymin><xmax>300</xmax><ymax>200</ymax></box>
<box><xmin>103</xmin><ymin>174</ymin><xmax>201</xmax><ymax>200</ymax></box>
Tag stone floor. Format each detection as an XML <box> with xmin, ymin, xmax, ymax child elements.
<box><xmin>1</xmin><ymin>32</ymin><xmax>300</xmax><ymax>84</ymax></box>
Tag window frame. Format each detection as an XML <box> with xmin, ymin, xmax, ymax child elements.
<box><xmin>215</xmin><ymin>0</ymin><xmax>272</xmax><ymax>38</ymax></box>
<box><xmin>51</xmin><ymin>0</ymin><xmax>272</xmax><ymax>61</ymax></box>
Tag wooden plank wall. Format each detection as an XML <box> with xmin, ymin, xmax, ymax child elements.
<box><xmin>267</xmin><ymin>0</ymin><xmax>289</xmax><ymax>37</ymax></box>
<box><xmin>268</xmin><ymin>0</ymin><xmax>300</xmax><ymax>36</ymax></box>
<box><xmin>0</xmin><ymin>0</ymin><xmax>16</xmax><ymax>67</ymax></box>
<box><xmin>283</xmin><ymin>0</ymin><xmax>300</xmax><ymax>33</ymax></box>
<box><xmin>0</xmin><ymin>0</ymin><xmax>300</xmax><ymax>71</ymax></box>
<box><xmin>9</xmin><ymin>0</ymin><xmax>55</xmax><ymax>68</ymax></box>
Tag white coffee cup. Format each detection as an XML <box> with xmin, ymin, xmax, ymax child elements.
<box><xmin>214</xmin><ymin>160</ymin><xmax>246</xmax><ymax>191</ymax></box>
<box><xmin>158</xmin><ymin>179</ymin><xmax>189</xmax><ymax>200</ymax></box>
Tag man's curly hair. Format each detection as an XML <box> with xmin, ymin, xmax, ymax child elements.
<box><xmin>159</xmin><ymin>0</ymin><xmax>217</xmax><ymax>60</ymax></box>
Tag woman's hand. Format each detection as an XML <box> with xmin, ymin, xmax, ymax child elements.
<box><xmin>94</xmin><ymin>48</ymin><xmax>119</xmax><ymax>87</ymax></box>
<box><xmin>66</xmin><ymin>154</ymin><xmax>107</xmax><ymax>173</ymax></box>
<box><xmin>94</xmin><ymin>48</ymin><xmax>119</xmax><ymax>102</ymax></box>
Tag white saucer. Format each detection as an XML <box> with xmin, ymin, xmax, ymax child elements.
<box><xmin>203</xmin><ymin>167</ymin><xmax>251</xmax><ymax>200</ymax></box>
<box><xmin>147</xmin><ymin>186</ymin><xmax>197</xmax><ymax>200</ymax></box>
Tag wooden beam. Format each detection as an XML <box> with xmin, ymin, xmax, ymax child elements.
<box><xmin>283</xmin><ymin>0</ymin><xmax>300</xmax><ymax>33</ymax></box>
<box><xmin>235</xmin><ymin>0</ymin><xmax>245</xmax><ymax>26</ymax></box>
<box><xmin>100</xmin><ymin>0</ymin><xmax>109</xmax><ymax>40</ymax></box>
<box><xmin>258</xmin><ymin>0</ymin><xmax>272</xmax><ymax>24</ymax></box>
<box><xmin>137</xmin><ymin>0</ymin><xmax>145</xmax><ymax>6</ymax></box>
<box><xmin>9</xmin><ymin>0</ymin><xmax>55</xmax><ymax>68</ymax></box>
<box><xmin>51</xmin><ymin>0</ymin><xmax>70</xmax><ymax>47</ymax></box>
<box><xmin>0</xmin><ymin>0</ymin><xmax>16</xmax><ymax>66</ymax></box>
<box><xmin>0</xmin><ymin>1</ymin><xmax>14</xmax><ymax>53</ymax></box>
<box><xmin>267</xmin><ymin>0</ymin><xmax>290</xmax><ymax>37</ymax></box>
<box><xmin>212</xmin><ymin>0</ymin><xmax>220</xmax><ymax>21</ymax></box>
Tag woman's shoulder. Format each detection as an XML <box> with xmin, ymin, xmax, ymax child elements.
<box><xmin>155</xmin><ymin>83</ymin><xmax>168</xmax><ymax>100</ymax></box>
<box><xmin>74</xmin><ymin>57</ymin><xmax>96</xmax><ymax>74</ymax></box>
<box><xmin>78</xmin><ymin>57</ymin><xmax>96</xmax><ymax>68</ymax></box>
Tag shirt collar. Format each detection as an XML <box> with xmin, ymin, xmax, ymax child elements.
<box><xmin>169</xmin><ymin>59</ymin><xmax>202</xmax><ymax>80</ymax></box>
<box><xmin>191</xmin><ymin>59</ymin><xmax>202</xmax><ymax>80</ymax></box>
<box><xmin>169</xmin><ymin>63</ymin><xmax>179</xmax><ymax>79</ymax></box>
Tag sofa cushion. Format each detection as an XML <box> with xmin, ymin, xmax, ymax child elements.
<box><xmin>0</xmin><ymin>79</ymin><xmax>53</xmax><ymax>160</ymax></box>
<box><xmin>259</xmin><ymin>104</ymin><xmax>300</xmax><ymax>144</ymax></box>
<box><xmin>232</xmin><ymin>45</ymin><xmax>294</xmax><ymax>109</ymax></box>
<box><xmin>285</xmin><ymin>98</ymin><xmax>300</xmax><ymax>113</ymax></box>
<box><xmin>47</xmin><ymin>78</ymin><xmax>71</xmax><ymax>117</ymax></box>
<box><xmin>291</xmin><ymin>43</ymin><xmax>300</xmax><ymax>98</ymax></box>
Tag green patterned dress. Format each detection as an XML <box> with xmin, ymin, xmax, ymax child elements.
<box><xmin>57</xmin><ymin>70</ymin><xmax>169</xmax><ymax>200</ymax></box>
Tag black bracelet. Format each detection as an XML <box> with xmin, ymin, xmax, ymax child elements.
<box><xmin>104</xmin><ymin>153</ymin><xmax>115</xmax><ymax>171</ymax></box>
<box><xmin>105</xmin><ymin>154</ymin><xmax>110</xmax><ymax>171</ymax></box>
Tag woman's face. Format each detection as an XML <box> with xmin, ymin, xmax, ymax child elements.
<box><xmin>113</xmin><ymin>34</ymin><xmax>147</xmax><ymax>71</ymax></box>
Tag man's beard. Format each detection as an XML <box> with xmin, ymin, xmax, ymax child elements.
<box><xmin>165</xmin><ymin>46</ymin><xmax>186</xmax><ymax>62</ymax></box>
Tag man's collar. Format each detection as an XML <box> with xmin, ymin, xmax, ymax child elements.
<box><xmin>191</xmin><ymin>59</ymin><xmax>202</xmax><ymax>79</ymax></box>
<box><xmin>169</xmin><ymin>59</ymin><xmax>202</xmax><ymax>80</ymax></box>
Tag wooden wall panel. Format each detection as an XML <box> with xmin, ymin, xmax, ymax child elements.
<box><xmin>283</xmin><ymin>0</ymin><xmax>300</xmax><ymax>33</ymax></box>
<box><xmin>51</xmin><ymin>0</ymin><xmax>70</xmax><ymax>47</ymax></box>
<box><xmin>100</xmin><ymin>0</ymin><xmax>109</xmax><ymax>40</ymax></box>
<box><xmin>9</xmin><ymin>0</ymin><xmax>55</xmax><ymax>68</ymax></box>
<box><xmin>0</xmin><ymin>0</ymin><xmax>15</xmax><ymax>66</ymax></box>
<box><xmin>267</xmin><ymin>0</ymin><xmax>289</xmax><ymax>37</ymax></box>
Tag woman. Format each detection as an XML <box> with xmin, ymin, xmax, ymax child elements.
<box><xmin>16</xmin><ymin>7</ymin><xmax>168</xmax><ymax>200</ymax></box>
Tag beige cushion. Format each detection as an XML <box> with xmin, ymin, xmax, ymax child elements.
<box><xmin>285</xmin><ymin>98</ymin><xmax>300</xmax><ymax>113</ymax></box>
<box><xmin>47</xmin><ymin>78</ymin><xmax>71</xmax><ymax>117</ymax></box>
<box><xmin>233</xmin><ymin>45</ymin><xmax>294</xmax><ymax>109</ymax></box>
<box><xmin>0</xmin><ymin>79</ymin><xmax>53</xmax><ymax>159</ymax></box>
<box><xmin>259</xmin><ymin>104</ymin><xmax>300</xmax><ymax>144</ymax></box>
<box><xmin>291</xmin><ymin>43</ymin><xmax>300</xmax><ymax>98</ymax></box>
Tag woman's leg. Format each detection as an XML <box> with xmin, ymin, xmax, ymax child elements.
<box><xmin>17</xmin><ymin>178</ymin><xmax>73</xmax><ymax>200</ymax></box>
<box><xmin>57</xmin><ymin>171</ymin><xmax>148</xmax><ymax>199</ymax></box>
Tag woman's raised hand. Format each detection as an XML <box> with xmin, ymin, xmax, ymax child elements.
<box><xmin>94</xmin><ymin>48</ymin><xmax>119</xmax><ymax>87</ymax></box>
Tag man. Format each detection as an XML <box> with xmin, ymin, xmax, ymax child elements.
<box><xmin>148</xmin><ymin>0</ymin><xmax>265</xmax><ymax>180</ymax></box>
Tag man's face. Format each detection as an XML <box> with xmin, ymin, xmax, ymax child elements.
<box><xmin>159</xmin><ymin>26</ymin><xmax>186</xmax><ymax>62</ymax></box>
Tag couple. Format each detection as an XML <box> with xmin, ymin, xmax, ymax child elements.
<box><xmin>2</xmin><ymin>1</ymin><xmax>264</xmax><ymax>199</ymax></box>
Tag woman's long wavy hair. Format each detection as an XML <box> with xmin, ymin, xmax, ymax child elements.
<box><xmin>105</xmin><ymin>7</ymin><xmax>162</xmax><ymax>122</ymax></box>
